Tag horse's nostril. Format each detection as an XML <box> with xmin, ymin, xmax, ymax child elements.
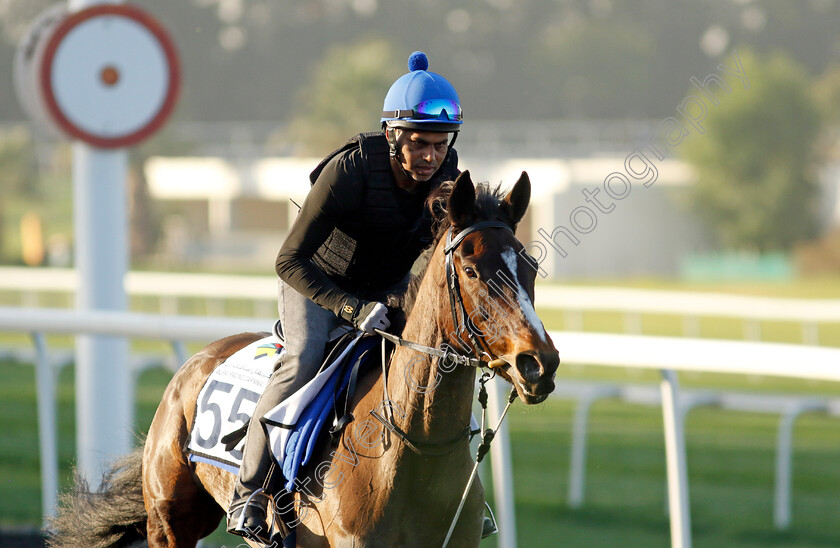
<box><xmin>540</xmin><ymin>350</ymin><xmax>560</xmax><ymax>375</ymax></box>
<box><xmin>515</xmin><ymin>353</ymin><xmax>542</xmax><ymax>383</ymax></box>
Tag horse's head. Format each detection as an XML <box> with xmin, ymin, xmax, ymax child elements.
<box><xmin>440</xmin><ymin>170</ymin><xmax>559</xmax><ymax>404</ymax></box>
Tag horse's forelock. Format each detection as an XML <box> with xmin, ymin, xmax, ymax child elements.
<box><xmin>394</xmin><ymin>181</ymin><xmax>508</xmax><ymax>319</ymax></box>
<box><xmin>426</xmin><ymin>180</ymin><xmax>509</xmax><ymax>242</ymax></box>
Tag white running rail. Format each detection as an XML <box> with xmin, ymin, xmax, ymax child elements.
<box><xmin>2</xmin><ymin>267</ymin><xmax>840</xmax><ymax>342</ymax></box>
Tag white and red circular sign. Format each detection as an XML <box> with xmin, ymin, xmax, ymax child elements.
<box><xmin>16</xmin><ymin>3</ymin><xmax>180</xmax><ymax>149</ymax></box>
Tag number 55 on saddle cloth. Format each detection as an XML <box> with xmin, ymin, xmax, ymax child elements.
<box><xmin>186</xmin><ymin>329</ymin><xmax>377</xmax><ymax>489</ymax></box>
<box><xmin>186</xmin><ymin>335</ymin><xmax>283</xmax><ymax>472</ymax></box>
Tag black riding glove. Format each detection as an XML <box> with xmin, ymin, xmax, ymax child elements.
<box><xmin>339</xmin><ymin>298</ymin><xmax>391</xmax><ymax>334</ymax></box>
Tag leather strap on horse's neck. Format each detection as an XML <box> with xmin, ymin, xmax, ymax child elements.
<box><xmin>369</xmin><ymin>408</ymin><xmax>472</xmax><ymax>457</ymax></box>
<box><xmin>370</xmin><ymin>334</ymin><xmax>476</xmax><ymax>456</ymax></box>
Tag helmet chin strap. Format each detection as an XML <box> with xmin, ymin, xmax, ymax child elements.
<box><xmin>448</xmin><ymin>131</ymin><xmax>458</xmax><ymax>150</ymax></box>
<box><xmin>386</xmin><ymin>126</ymin><xmax>424</xmax><ymax>184</ymax></box>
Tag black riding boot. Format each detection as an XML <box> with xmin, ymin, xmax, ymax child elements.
<box><xmin>228</xmin><ymin>280</ymin><xmax>339</xmax><ymax>540</ymax></box>
<box><xmin>227</xmin><ymin>416</ymin><xmax>278</xmax><ymax>542</ymax></box>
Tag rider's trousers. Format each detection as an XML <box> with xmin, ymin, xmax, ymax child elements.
<box><xmin>230</xmin><ymin>279</ymin><xmax>341</xmax><ymax>509</ymax></box>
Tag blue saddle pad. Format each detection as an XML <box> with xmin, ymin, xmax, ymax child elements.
<box><xmin>281</xmin><ymin>336</ymin><xmax>377</xmax><ymax>492</ymax></box>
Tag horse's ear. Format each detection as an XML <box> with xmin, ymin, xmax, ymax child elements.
<box><xmin>502</xmin><ymin>171</ymin><xmax>531</xmax><ymax>226</ymax></box>
<box><xmin>448</xmin><ymin>171</ymin><xmax>476</xmax><ymax>227</ymax></box>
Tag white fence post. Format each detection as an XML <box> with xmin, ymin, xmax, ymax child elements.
<box><xmin>660</xmin><ymin>369</ymin><xmax>692</xmax><ymax>548</ymax></box>
<box><xmin>568</xmin><ymin>385</ymin><xmax>620</xmax><ymax>508</ymax></box>
<box><xmin>32</xmin><ymin>332</ymin><xmax>58</xmax><ymax>522</ymax></box>
<box><xmin>489</xmin><ymin>379</ymin><xmax>517</xmax><ymax>548</ymax></box>
<box><xmin>773</xmin><ymin>401</ymin><xmax>824</xmax><ymax>530</ymax></box>
<box><xmin>568</xmin><ymin>394</ymin><xmax>594</xmax><ymax>509</ymax></box>
<box><xmin>774</xmin><ymin>410</ymin><xmax>796</xmax><ymax>530</ymax></box>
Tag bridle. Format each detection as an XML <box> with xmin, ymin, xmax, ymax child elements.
<box><xmin>444</xmin><ymin>220</ymin><xmax>514</xmax><ymax>363</ymax></box>
<box><xmin>370</xmin><ymin>219</ymin><xmax>520</xmax><ymax>546</ymax></box>
<box><xmin>372</xmin><ymin>218</ymin><xmax>515</xmax><ymax>433</ymax></box>
<box><xmin>375</xmin><ymin>219</ymin><xmax>515</xmax><ymax>371</ymax></box>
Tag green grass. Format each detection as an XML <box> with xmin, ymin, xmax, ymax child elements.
<box><xmin>0</xmin><ymin>360</ymin><xmax>75</xmax><ymax>526</ymax></box>
<box><xmin>535</xmin><ymin>308</ymin><xmax>840</xmax><ymax>348</ymax></box>
<box><xmin>1</xmin><ymin>356</ymin><xmax>839</xmax><ymax>547</ymax></box>
<box><xmin>546</xmin><ymin>277</ymin><xmax>840</xmax><ymax>299</ymax></box>
<box><xmin>484</xmin><ymin>399</ymin><xmax>840</xmax><ymax>548</ymax></box>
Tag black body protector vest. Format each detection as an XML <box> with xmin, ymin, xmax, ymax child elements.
<box><xmin>308</xmin><ymin>132</ymin><xmax>459</xmax><ymax>291</ymax></box>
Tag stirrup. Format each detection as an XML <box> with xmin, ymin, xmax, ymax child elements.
<box><xmin>481</xmin><ymin>501</ymin><xmax>499</xmax><ymax>539</ymax></box>
<box><xmin>227</xmin><ymin>489</ymin><xmax>273</xmax><ymax>544</ymax></box>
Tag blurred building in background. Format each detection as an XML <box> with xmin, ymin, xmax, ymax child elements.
<box><xmin>141</xmin><ymin>119</ymin><xmax>840</xmax><ymax>278</ymax></box>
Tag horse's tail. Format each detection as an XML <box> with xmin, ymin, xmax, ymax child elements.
<box><xmin>46</xmin><ymin>448</ymin><xmax>147</xmax><ymax>548</ymax></box>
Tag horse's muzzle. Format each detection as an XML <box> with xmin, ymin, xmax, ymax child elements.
<box><xmin>512</xmin><ymin>349</ymin><xmax>559</xmax><ymax>404</ymax></box>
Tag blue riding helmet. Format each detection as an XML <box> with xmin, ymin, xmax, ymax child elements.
<box><xmin>381</xmin><ymin>52</ymin><xmax>463</xmax><ymax>133</ymax></box>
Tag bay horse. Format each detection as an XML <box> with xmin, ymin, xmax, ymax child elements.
<box><xmin>47</xmin><ymin>170</ymin><xmax>559</xmax><ymax>547</ymax></box>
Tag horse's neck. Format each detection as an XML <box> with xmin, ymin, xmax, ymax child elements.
<box><xmin>385</xmin><ymin>251</ymin><xmax>476</xmax><ymax>440</ymax></box>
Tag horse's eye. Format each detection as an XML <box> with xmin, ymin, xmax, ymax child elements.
<box><xmin>464</xmin><ymin>266</ymin><xmax>478</xmax><ymax>278</ymax></box>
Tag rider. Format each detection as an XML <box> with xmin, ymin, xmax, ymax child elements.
<box><xmin>227</xmin><ymin>51</ymin><xmax>463</xmax><ymax>540</ymax></box>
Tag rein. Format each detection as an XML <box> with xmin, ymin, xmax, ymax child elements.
<box><xmin>375</xmin><ymin>329</ymin><xmax>487</xmax><ymax>368</ymax></box>
<box><xmin>369</xmin><ymin>408</ymin><xmax>474</xmax><ymax>456</ymax></box>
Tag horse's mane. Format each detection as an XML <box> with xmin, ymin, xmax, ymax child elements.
<box><xmin>384</xmin><ymin>180</ymin><xmax>509</xmax><ymax>329</ymax></box>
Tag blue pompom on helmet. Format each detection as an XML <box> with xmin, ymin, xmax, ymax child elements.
<box><xmin>381</xmin><ymin>52</ymin><xmax>463</xmax><ymax>133</ymax></box>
